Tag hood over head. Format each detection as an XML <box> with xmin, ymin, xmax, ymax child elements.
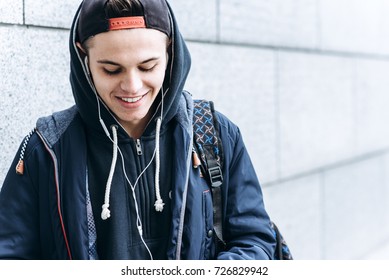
<box><xmin>69</xmin><ymin>0</ymin><xmax>191</xmax><ymax>139</ymax></box>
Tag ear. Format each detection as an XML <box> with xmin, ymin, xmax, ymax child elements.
<box><xmin>76</xmin><ymin>42</ymin><xmax>86</xmax><ymax>54</ymax></box>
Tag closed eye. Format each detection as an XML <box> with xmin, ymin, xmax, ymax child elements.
<box><xmin>103</xmin><ymin>68</ymin><xmax>122</xmax><ymax>75</ymax></box>
<box><xmin>139</xmin><ymin>64</ymin><xmax>157</xmax><ymax>73</ymax></box>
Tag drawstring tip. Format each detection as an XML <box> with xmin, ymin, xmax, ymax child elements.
<box><xmin>154</xmin><ymin>199</ymin><xmax>165</xmax><ymax>212</ymax></box>
<box><xmin>16</xmin><ymin>160</ymin><xmax>24</xmax><ymax>175</ymax></box>
<box><xmin>101</xmin><ymin>204</ymin><xmax>111</xmax><ymax>220</ymax></box>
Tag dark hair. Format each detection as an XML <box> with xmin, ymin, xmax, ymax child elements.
<box><xmin>105</xmin><ymin>0</ymin><xmax>144</xmax><ymax>18</ymax></box>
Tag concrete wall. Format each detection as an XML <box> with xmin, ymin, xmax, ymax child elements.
<box><xmin>1</xmin><ymin>0</ymin><xmax>389</xmax><ymax>259</ymax></box>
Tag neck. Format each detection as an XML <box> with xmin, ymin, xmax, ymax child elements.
<box><xmin>122</xmin><ymin>118</ymin><xmax>148</xmax><ymax>139</ymax></box>
<box><xmin>122</xmin><ymin>108</ymin><xmax>157</xmax><ymax>139</ymax></box>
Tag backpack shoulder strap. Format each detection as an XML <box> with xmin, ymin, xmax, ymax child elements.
<box><xmin>193</xmin><ymin>99</ymin><xmax>225</xmax><ymax>246</ymax></box>
<box><xmin>192</xmin><ymin>100</ymin><xmax>293</xmax><ymax>260</ymax></box>
<box><xmin>193</xmin><ymin>99</ymin><xmax>223</xmax><ymax>185</ymax></box>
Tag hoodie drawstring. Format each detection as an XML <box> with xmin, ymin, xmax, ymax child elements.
<box><xmin>101</xmin><ymin>125</ymin><xmax>118</xmax><ymax>220</ymax></box>
<box><xmin>100</xmin><ymin>117</ymin><xmax>164</xmax><ymax>219</ymax></box>
<box><xmin>154</xmin><ymin>117</ymin><xmax>164</xmax><ymax>212</ymax></box>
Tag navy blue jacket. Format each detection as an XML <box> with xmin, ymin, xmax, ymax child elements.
<box><xmin>0</xmin><ymin>1</ymin><xmax>275</xmax><ymax>260</ymax></box>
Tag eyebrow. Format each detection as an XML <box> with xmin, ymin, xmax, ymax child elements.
<box><xmin>97</xmin><ymin>57</ymin><xmax>160</xmax><ymax>66</ymax></box>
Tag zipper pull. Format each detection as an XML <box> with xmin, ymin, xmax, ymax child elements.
<box><xmin>16</xmin><ymin>128</ymin><xmax>35</xmax><ymax>175</ymax></box>
<box><xmin>136</xmin><ymin>139</ymin><xmax>142</xmax><ymax>156</ymax></box>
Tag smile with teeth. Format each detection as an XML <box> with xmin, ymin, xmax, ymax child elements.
<box><xmin>120</xmin><ymin>95</ymin><xmax>144</xmax><ymax>103</ymax></box>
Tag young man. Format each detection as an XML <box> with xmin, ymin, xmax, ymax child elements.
<box><xmin>0</xmin><ymin>0</ymin><xmax>276</xmax><ymax>260</ymax></box>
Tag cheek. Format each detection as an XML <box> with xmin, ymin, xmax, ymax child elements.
<box><xmin>149</xmin><ymin>68</ymin><xmax>167</xmax><ymax>90</ymax></box>
<box><xmin>93</xmin><ymin>78</ymin><xmax>108</xmax><ymax>94</ymax></box>
<box><xmin>91</xmin><ymin>72</ymin><xmax>117</xmax><ymax>96</ymax></box>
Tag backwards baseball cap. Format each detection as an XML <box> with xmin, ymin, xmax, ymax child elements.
<box><xmin>77</xmin><ymin>0</ymin><xmax>171</xmax><ymax>44</ymax></box>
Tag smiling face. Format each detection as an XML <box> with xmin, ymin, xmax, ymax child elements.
<box><xmin>85</xmin><ymin>28</ymin><xmax>169</xmax><ymax>138</ymax></box>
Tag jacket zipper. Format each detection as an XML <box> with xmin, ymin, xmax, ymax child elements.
<box><xmin>135</xmin><ymin>139</ymin><xmax>143</xmax><ymax>156</ymax></box>
<box><xmin>36</xmin><ymin>131</ymin><xmax>73</xmax><ymax>260</ymax></box>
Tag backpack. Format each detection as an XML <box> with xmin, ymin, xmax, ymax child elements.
<box><xmin>192</xmin><ymin>99</ymin><xmax>293</xmax><ymax>260</ymax></box>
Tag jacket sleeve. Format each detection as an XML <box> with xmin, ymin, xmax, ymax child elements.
<box><xmin>215</xmin><ymin>113</ymin><xmax>276</xmax><ymax>260</ymax></box>
<box><xmin>0</xmin><ymin>134</ymin><xmax>42</xmax><ymax>259</ymax></box>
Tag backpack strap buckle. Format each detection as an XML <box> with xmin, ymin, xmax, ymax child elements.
<box><xmin>208</xmin><ymin>165</ymin><xmax>223</xmax><ymax>188</ymax></box>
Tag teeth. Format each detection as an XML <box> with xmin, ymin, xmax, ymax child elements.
<box><xmin>121</xmin><ymin>96</ymin><xmax>143</xmax><ymax>103</ymax></box>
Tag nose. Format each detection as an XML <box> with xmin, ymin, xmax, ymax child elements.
<box><xmin>120</xmin><ymin>71</ymin><xmax>143</xmax><ymax>93</ymax></box>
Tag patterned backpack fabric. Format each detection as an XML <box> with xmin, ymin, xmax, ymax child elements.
<box><xmin>192</xmin><ymin>99</ymin><xmax>293</xmax><ymax>260</ymax></box>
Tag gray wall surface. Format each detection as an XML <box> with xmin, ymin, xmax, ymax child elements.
<box><xmin>1</xmin><ymin>0</ymin><xmax>389</xmax><ymax>259</ymax></box>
